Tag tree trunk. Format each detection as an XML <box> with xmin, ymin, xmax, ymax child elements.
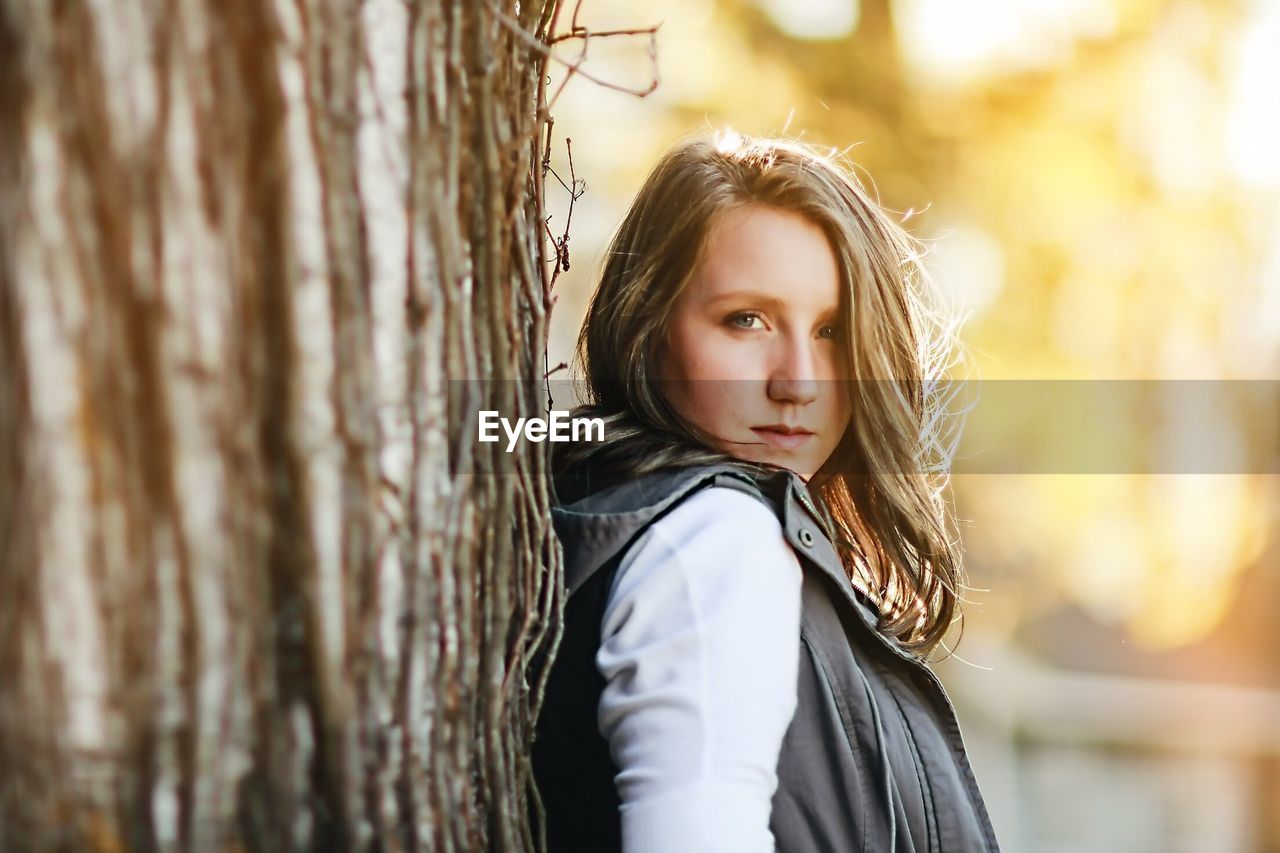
<box><xmin>0</xmin><ymin>1</ymin><xmax>564</xmax><ymax>850</ymax></box>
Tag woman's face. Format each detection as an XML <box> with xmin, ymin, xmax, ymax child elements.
<box><xmin>658</xmin><ymin>204</ymin><xmax>852</xmax><ymax>481</ymax></box>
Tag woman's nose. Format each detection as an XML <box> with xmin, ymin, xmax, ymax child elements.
<box><xmin>766</xmin><ymin>338</ymin><xmax>819</xmax><ymax>405</ymax></box>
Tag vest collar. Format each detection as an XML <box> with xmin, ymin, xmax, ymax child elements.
<box><xmin>553</xmin><ymin>463</ymin><xmax>749</xmax><ymax>595</ymax></box>
<box><xmin>551</xmin><ymin>461</ymin><xmax>913</xmax><ymax>658</ymax></box>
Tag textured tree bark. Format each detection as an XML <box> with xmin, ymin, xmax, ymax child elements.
<box><xmin>0</xmin><ymin>0</ymin><xmax>564</xmax><ymax>850</ymax></box>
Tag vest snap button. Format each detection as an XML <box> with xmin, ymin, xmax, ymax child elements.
<box><xmin>798</xmin><ymin>528</ymin><xmax>815</xmax><ymax>547</ymax></box>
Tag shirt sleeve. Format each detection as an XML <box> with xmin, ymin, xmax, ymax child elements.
<box><xmin>596</xmin><ymin>486</ymin><xmax>804</xmax><ymax>853</ymax></box>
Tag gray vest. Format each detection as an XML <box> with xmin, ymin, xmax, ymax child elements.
<box><xmin>532</xmin><ymin>462</ymin><xmax>1001</xmax><ymax>852</ymax></box>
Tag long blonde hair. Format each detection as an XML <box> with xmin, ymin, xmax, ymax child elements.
<box><xmin>555</xmin><ymin>131</ymin><xmax>969</xmax><ymax>658</ymax></box>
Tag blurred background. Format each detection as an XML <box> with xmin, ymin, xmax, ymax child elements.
<box><xmin>542</xmin><ymin>1</ymin><xmax>1280</xmax><ymax>850</ymax></box>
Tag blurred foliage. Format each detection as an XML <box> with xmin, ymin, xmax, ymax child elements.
<box><xmin>546</xmin><ymin>0</ymin><xmax>1279</xmax><ymax>655</ymax></box>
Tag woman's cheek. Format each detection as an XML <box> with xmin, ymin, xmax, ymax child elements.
<box><xmin>707</xmin><ymin>334</ymin><xmax>763</xmax><ymax>378</ymax></box>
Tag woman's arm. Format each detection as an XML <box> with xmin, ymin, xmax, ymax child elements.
<box><xmin>597</xmin><ymin>486</ymin><xmax>804</xmax><ymax>853</ymax></box>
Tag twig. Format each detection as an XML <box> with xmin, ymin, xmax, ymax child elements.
<box><xmin>543</xmin><ymin>353</ymin><xmax>559</xmax><ymax>413</ymax></box>
<box><xmin>486</xmin><ymin>2</ymin><xmax>660</xmax><ymax>109</ymax></box>
<box><xmin>546</xmin><ymin>165</ymin><xmax>575</xmax><ymax>195</ymax></box>
<box><xmin>549</xmin><ymin>26</ymin><xmax>661</xmax><ymax>44</ymax></box>
<box><xmin>543</xmin><ymin>137</ymin><xmax>584</xmax><ymax>295</ymax></box>
<box><xmin>498</xmin><ymin>0</ymin><xmax>660</xmax><ymax>416</ymax></box>
<box><xmin>550</xmin><ymin>0</ymin><xmax>659</xmax><ymax>46</ymax></box>
<box><xmin>541</xmin><ymin>114</ymin><xmax>555</xmax><ymax>181</ymax></box>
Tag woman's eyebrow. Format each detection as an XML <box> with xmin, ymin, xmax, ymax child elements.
<box><xmin>703</xmin><ymin>290</ymin><xmax>787</xmax><ymax>310</ymax></box>
<box><xmin>705</xmin><ymin>290</ymin><xmax>842</xmax><ymax>319</ymax></box>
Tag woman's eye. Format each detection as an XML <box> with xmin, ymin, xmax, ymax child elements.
<box><xmin>727</xmin><ymin>313</ymin><xmax>766</xmax><ymax>330</ymax></box>
<box><xmin>818</xmin><ymin>323</ymin><xmax>842</xmax><ymax>341</ymax></box>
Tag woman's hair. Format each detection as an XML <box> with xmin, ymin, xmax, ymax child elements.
<box><xmin>554</xmin><ymin>131</ymin><xmax>970</xmax><ymax>658</ymax></box>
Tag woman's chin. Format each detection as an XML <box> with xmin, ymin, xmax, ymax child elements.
<box><xmin>722</xmin><ymin>447</ymin><xmax>817</xmax><ymax>481</ymax></box>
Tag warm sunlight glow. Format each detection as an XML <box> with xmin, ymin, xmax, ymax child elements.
<box><xmin>757</xmin><ymin>0</ymin><xmax>860</xmax><ymax>40</ymax></box>
<box><xmin>896</xmin><ymin>0</ymin><xmax>1116</xmax><ymax>82</ymax></box>
<box><xmin>1225</xmin><ymin>1</ymin><xmax>1280</xmax><ymax>187</ymax></box>
<box><xmin>963</xmin><ymin>475</ymin><xmax>1269</xmax><ymax>649</ymax></box>
<box><xmin>927</xmin><ymin>223</ymin><xmax>1005</xmax><ymax>318</ymax></box>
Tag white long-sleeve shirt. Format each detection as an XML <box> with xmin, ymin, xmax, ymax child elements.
<box><xmin>596</xmin><ymin>486</ymin><xmax>805</xmax><ymax>852</ymax></box>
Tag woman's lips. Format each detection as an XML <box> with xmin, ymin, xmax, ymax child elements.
<box><xmin>751</xmin><ymin>427</ymin><xmax>815</xmax><ymax>450</ymax></box>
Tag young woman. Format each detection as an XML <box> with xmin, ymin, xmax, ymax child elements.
<box><xmin>532</xmin><ymin>132</ymin><xmax>1000</xmax><ymax>852</ymax></box>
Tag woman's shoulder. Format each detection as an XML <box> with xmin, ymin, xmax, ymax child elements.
<box><xmin>554</xmin><ymin>461</ymin><xmax>805</xmax><ymax>596</ymax></box>
<box><xmin>613</xmin><ymin>485</ymin><xmax>801</xmax><ymax>603</ymax></box>
<box><xmin>646</xmin><ymin>483</ymin><xmax>786</xmax><ymax>546</ymax></box>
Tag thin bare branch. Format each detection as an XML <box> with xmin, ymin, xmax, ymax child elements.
<box><xmin>486</xmin><ymin>2</ymin><xmax>660</xmax><ymax>106</ymax></box>
<box><xmin>543</xmin><ymin>137</ymin><xmax>584</xmax><ymax>296</ymax></box>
